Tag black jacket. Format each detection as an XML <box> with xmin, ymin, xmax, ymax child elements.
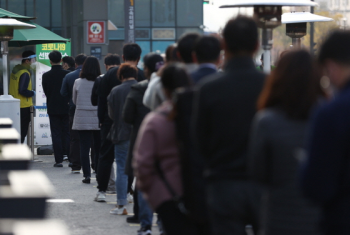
<box><xmin>91</xmin><ymin>75</ymin><xmax>102</xmax><ymax>106</ymax></box>
<box><xmin>193</xmin><ymin>57</ymin><xmax>265</xmax><ymax>181</ymax></box>
<box><xmin>98</xmin><ymin>66</ymin><xmax>146</xmax><ymax>124</ymax></box>
<box><xmin>122</xmin><ymin>80</ymin><xmax>151</xmax><ymax>176</ymax></box>
<box><xmin>42</xmin><ymin>65</ymin><xmax>70</xmax><ymax>115</ymax></box>
<box><xmin>190</xmin><ymin>66</ymin><xmax>217</xmax><ymax>84</ymax></box>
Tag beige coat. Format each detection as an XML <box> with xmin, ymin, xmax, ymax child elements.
<box><xmin>72</xmin><ymin>78</ymin><xmax>100</xmax><ymax>130</ymax></box>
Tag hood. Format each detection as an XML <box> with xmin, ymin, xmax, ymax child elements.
<box><xmin>12</xmin><ymin>64</ymin><xmax>30</xmax><ymax>75</ymax></box>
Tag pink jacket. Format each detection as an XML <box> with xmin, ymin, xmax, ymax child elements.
<box><xmin>133</xmin><ymin>101</ymin><xmax>183</xmax><ymax>210</ymax></box>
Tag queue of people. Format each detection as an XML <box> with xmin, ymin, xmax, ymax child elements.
<box><xmin>15</xmin><ymin>14</ymin><xmax>349</xmax><ymax>235</ymax></box>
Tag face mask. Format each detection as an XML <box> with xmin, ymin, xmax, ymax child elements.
<box><xmin>30</xmin><ymin>62</ymin><xmax>37</xmax><ymax>70</ymax></box>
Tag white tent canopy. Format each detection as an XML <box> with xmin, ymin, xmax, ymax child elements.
<box><xmin>219</xmin><ymin>0</ymin><xmax>318</xmax><ymax>8</ymax></box>
<box><xmin>282</xmin><ymin>12</ymin><xmax>333</xmax><ymax>24</ymax></box>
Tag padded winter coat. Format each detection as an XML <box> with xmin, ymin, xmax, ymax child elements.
<box><xmin>72</xmin><ymin>78</ymin><xmax>100</xmax><ymax>130</ymax></box>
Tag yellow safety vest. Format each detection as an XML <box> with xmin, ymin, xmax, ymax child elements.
<box><xmin>9</xmin><ymin>67</ymin><xmax>33</xmax><ymax>108</ymax></box>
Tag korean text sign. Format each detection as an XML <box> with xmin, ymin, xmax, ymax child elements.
<box><xmin>87</xmin><ymin>21</ymin><xmax>106</xmax><ymax>44</ymax></box>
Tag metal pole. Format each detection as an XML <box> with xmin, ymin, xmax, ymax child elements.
<box><xmin>310</xmin><ymin>0</ymin><xmax>315</xmax><ymax>56</ymax></box>
<box><xmin>1</xmin><ymin>41</ymin><xmax>8</xmax><ymax>95</ymax></box>
<box><xmin>30</xmin><ymin>105</ymin><xmax>34</xmax><ymax>158</ymax></box>
<box><xmin>292</xmin><ymin>38</ymin><xmax>301</xmax><ymax>49</ymax></box>
<box><xmin>262</xmin><ymin>28</ymin><xmax>273</xmax><ymax>73</ymax></box>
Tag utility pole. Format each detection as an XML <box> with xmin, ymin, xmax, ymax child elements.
<box><xmin>310</xmin><ymin>0</ymin><xmax>315</xmax><ymax>56</ymax></box>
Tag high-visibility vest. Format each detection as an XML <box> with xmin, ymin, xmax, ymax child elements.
<box><xmin>9</xmin><ymin>68</ymin><xmax>33</xmax><ymax>108</ymax></box>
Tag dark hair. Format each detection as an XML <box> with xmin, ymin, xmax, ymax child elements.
<box><xmin>143</xmin><ymin>53</ymin><xmax>164</xmax><ymax>74</ymax></box>
<box><xmin>123</xmin><ymin>43</ymin><xmax>142</xmax><ymax>61</ymax></box>
<box><xmin>75</xmin><ymin>54</ymin><xmax>87</xmax><ymax>66</ymax></box>
<box><xmin>21</xmin><ymin>50</ymin><xmax>35</xmax><ymax>64</ymax></box>
<box><xmin>117</xmin><ymin>63</ymin><xmax>138</xmax><ymax>81</ymax></box>
<box><xmin>319</xmin><ymin>30</ymin><xmax>350</xmax><ymax>65</ymax></box>
<box><xmin>223</xmin><ymin>16</ymin><xmax>258</xmax><ymax>54</ymax></box>
<box><xmin>49</xmin><ymin>51</ymin><xmax>62</xmax><ymax>63</ymax></box>
<box><xmin>165</xmin><ymin>44</ymin><xmax>176</xmax><ymax>62</ymax></box>
<box><xmin>62</xmin><ymin>56</ymin><xmax>75</xmax><ymax>68</ymax></box>
<box><xmin>194</xmin><ymin>35</ymin><xmax>221</xmax><ymax>63</ymax></box>
<box><xmin>161</xmin><ymin>63</ymin><xmax>191</xmax><ymax>94</ymax></box>
<box><xmin>257</xmin><ymin>50</ymin><xmax>323</xmax><ymax>120</ymax></box>
<box><xmin>79</xmin><ymin>56</ymin><xmax>101</xmax><ymax>81</ymax></box>
<box><xmin>177</xmin><ymin>33</ymin><xmax>201</xmax><ymax>63</ymax></box>
<box><xmin>104</xmin><ymin>53</ymin><xmax>121</xmax><ymax>66</ymax></box>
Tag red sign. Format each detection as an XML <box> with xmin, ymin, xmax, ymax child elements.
<box><xmin>87</xmin><ymin>21</ymin><xmax>105</xmax><ymax>44</ymax></box>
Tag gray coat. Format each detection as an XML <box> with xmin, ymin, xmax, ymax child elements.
<box><xmin>72</xmin><ymin>78</ymin><xmax>100</xmax><ymax>130</ymax></box>
<box><xmin>248</xmin><ymin>108</ymin><xmax>321</xmax><ymax>235</ymax></box>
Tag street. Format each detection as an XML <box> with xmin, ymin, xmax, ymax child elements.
<box><xmin>30</xmin><ymin>155</ymin><xmax>160</xmax><ymax>235</ymax></box>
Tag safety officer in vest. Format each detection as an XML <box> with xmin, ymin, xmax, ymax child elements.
<box><xmin>9</xmin><ymin>50</ymin><xmax>36</xmax><ymax>143</ymax></box>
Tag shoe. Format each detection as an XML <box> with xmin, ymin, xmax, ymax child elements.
<box><xmin>127</xmin><ymin>193</ymin><xmax>134</xmax><ymax>203</ymax></box>
<box><xmin>63</xmin><ymin>156</ymin><xmax>68</xmax><ymax>161</ymax></box>
<box><xmin>68</xmin><ymin>162</ymin><xmax>73</xmax><ymax>167</ymax></box>
<box><xmin>53</xmin><ymin>163</ymin><xmax>63</xmax><ymax>167</ymax></box>
<box><xmin>82</xmin><ymin>177</ymin><xmax>90</xmax><ymax>184</ymax></box>
<box><xmin>71</xmin><ymin>169</ymin><xmax>80</xmax><ymax>174</ymax></box>
<box><xmin>106</xmin><ymin>190</ymin><xmax>116</xmax><ymax>194</ymax></box>
<box><xmin>126</xmin><ymin>215</ymin><xmax>140</xmax><ymax>224</ymax></box>
<box><xmin>94</xmin><ymin>191</ymin><xmax>106</xmax><ymax>202</ymax></box>
<box><xmin>137</xmin><ymin>226</ymin><xmax>152</xmax><ymax>235</ymax></box>
<box><xmin>110</xmin><ymin>206</ymin><xmax>128</xmax><ymax>215</ymax></box>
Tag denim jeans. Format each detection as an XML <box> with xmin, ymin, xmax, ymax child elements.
<box><xmin>138</xmin><ymin>192</ymin><xmax>153</xmax><ymax>228</ymax></box>
<box><xmin>115</xmin><ymin>141</ymin><xmax>129</xmax><ymax>205</ymax></box>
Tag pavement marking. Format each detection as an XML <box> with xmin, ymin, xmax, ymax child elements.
<box><xmin>46</xmin><ymin>199</ymin><xmax>74</xmax><ymax>203</ymax></box>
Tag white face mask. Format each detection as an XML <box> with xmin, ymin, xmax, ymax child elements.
<box><xmin>30</xmin><ymin>62</ymin><xmax>37</xmax><ymax>70</ymax></box>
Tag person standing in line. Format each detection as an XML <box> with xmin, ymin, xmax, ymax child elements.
<box><xmin>9</xmin><ymin>50</ymin><xmax>36</xmax><ymax>143</ymax></box>
<box><xmin>123</xmin><ymin>53</ymin><xmax>164</xmax><ymax>233</ymax></box>
<box><xmin>248</xmin><ymin>50</ymin><xmax>323</xmax><ymax>235</ymax></box>
<box><xmin>192</xmin><ymin>16</ymin><xmax>265</xmax><ymax>235</ymax></box>
<box><xmin>190</xmin><ymin>35</ymin><xmax>222</xmax><ymax>84</ymax></box>
<box><xmin>91</xmin><ymin>53</ymin><xmax>121</xmax><ymax>193</ymax></box>
<box><xmin>72</xmin><ymin>56</ymin><xmax>101</xmax><ymax>184</ymax></box>
<box><xmin>42</xmin><ymin>50</ymin><xmax>70</xmax><ymax>167</ymax></box>
<box><xmin>62</xmin><ymin>56</ymin><xmax>75</xmax><ymax>72</ymax></box>
<box><xmin>176</xmin><ymin>33</ymin><xmax>200</xmax><ymax>74</ymax></box>
<box><xmin>107</xmin><ymin>64</ymin><xmax>138</xmax><ymax>215</ymax></box>
<box><xmin>61</xmin><ymin>54</ymin><xmax>87</xmax><ymax>173</ymax></box>
<box><xmin>301</xmin><ymin>31</ymin><xmax>350</xmax><ymax>235</ymax></box>
<box><xmin>95</xmin><ymin>44</ymin><xmax>145</xmax><ymax>203</ymax></box>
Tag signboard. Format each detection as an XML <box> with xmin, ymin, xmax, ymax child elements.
<box><xmin>87</xmin><ymin>21</ymin><xmax>106</xmax><ymax>44</ymax></box>
<box><xmin>91</xmin><ymin>47</ymin><xmax>102</xmax><ymax>59</ymax></box>
<box><xmin>34</xmin><ymin>42</ymin><xmax>71</xmax><ymax>145</ymax></box>
<box><xmin>124</xmin><ymin>0</ymin><xmax>135</xmax><ymax>43</ymax></box>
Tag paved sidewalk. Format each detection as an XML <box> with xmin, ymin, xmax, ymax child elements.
<box><xmin>30</xmin><ymin>155</ymin><xmax>160</xmax><ymax>235</ymax></box>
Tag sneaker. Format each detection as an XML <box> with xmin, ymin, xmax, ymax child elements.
<box><xmin>63</xmin><ymin>156</ymin><xmax>68</xmax><ymax>161</ymax></box>
<box><xmin>71</xmin><ymin>169</ymin><xmax>80</xmax><ymax>174</ymax></box>
<box><xmin>138</xmin><ymin>226</ymin><xmax>152</xmax><ymax>235</ymax></box>
<box><xmin>127</xmin><ymin>193</ymin><xmax>134</xmax><ymax>203</ymax></box>
<box><xmin>94</xmin><ymin>191</ymin><xmax>106</xmax><ymax>202</ymax></box>
<box><xmin>106</xmin><ymin>190</ymin><xmax>116</xmax><ymax>194</ymax></box>
<box><xmin>110</xmin><ymin>206</ymin><xmax>128</xmax><ymax>215</ymax></box>
<box><xmin>68</xmin><ymin>162</ymin><xmax>73</xmax><ymax>167</ymax></box>
<box><xmin>53</xmin><ymin>163</ymin><xmax>63</xmax><ymax>167</ymax></box>
<box><xmin>126</xmin><ymin>215</ymin><xmax>140</xmax><ymax>224</ymax></box>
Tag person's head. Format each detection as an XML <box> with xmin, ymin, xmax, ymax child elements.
<box><xmin>223</xmin><ymin>16</ymin><xmax>259</xmax><ymax>58</ymax></box>
<box><xmin>21</xmin><ymin>50</ymin><xmax>36</xmax><ymax>65</ymax></box>
<box><xmin>165</xmin><ymin>44</ymin><xmax>178</xmax><ymax>63</ymax></box>
<box><xmin>75</xmin><ymin>53</ymin><xmax>87</xmax><ymax>67</ymax></box>
<box><xmin>122</xmin><ymin>44</ymin><xmax>142</xmax><ymax>63</ymax></box>
<box><xmin>257</xmin><ymin>50</ymin><xmax>323</xmax><ymax>120</ymax></box>
<box><xmin>62</xmin><ymin>56</ymin><xmax>75</xmax><ymax>70</ymax></box>
<box><xmin>193</xmin><ymin>35</ymin><xmax>221</xmax><ymax>65</ymax></box>
<box><xmin>79</xmin><ymin>56</ymin><xmax>101</xmax><ymax>81</ymax></box>
<box><xmin>117</xmin><ymin>63</ymin><xmax>138</xmax><ymax>82</ymax></box>
<box><xmin>161</xmin><ymin>63</ymin><xmax>191</xmax><ymax>99</ymax></box>
<box><xmin>177</xmin><ymin>33</ymin><xmax>201</xmax><ymax>63</ymax></box>
<box><xmin>143</xmin><ymin>53</ymin><xmax>164</xmax><ymax>79</ymax></box>
<box><xmin>48</xmin><ymin>50</ymin><xmax>62</xmax><ymax>65</ymax></box>
<box><xmin>318</xmin><ymin>30</ymin><xmax>350</xmax><ymax>89</ymax></box>
<box><xmin>104</xmin><ymin>53</ymin><xmax>121</xmax><ymax>70</ymax></box>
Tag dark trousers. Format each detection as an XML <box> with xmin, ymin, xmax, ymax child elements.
<box><xmin>48</xmin><ymin>114</ymin><xmax>70</xmax><ymax>163</ymax></box>
<box><xmin>157</xmin><ymin>201</ymin><xmax>199</xmax><ymax>235</ymax></box>
<box><xmin>78</xmin><ymin>130</ymin><xmax>100</xmax><ymax>178</ymax></box>
<box><xmin>20</xmin><ymin>107</ymin><xmax>31</xmax><ymax>143</ymax></box>
<box><xmin>69</xmin><ymin>108</ymin><xmax>81</xmax><ymax>170</ymax></box>
<box><xmin>206</xmin><ymin>180</ymin><xmax>262</xmax><ymax>235</ymax></box>
<box><xmin>97</xmin><ymin>121</ymin><xmax>114</xmax><ymax>192</ymax></box>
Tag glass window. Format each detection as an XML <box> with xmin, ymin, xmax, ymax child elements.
<box><xmin>51</xmin><ymin>0</ymin><xmax>62</xmax><ymax>27</ymax></box>
<box><xmin>26</xmin><ymin>0</ymin><xmax>34</xmax><ymax>17</ymax></box>
<box><xmin>0</xmin><ymin>0</ymin><xmax>7</xmax><ymax>9</ymax></box>
<box><xmin>35</xmin><ymin>0</ymin><xmax>50</xmax><ymax>27</ymax></box>
<box><xmin>108</xmin><ymin>0</ymin><xmax>124</xmax><ymax>27</ymax></box>
<box><xmin>152</xmin><ymin>41</ymin><xmax>175</xmax><ymax>54</ymax></box>
<box><xmin>177</xmin><ymin>0</ymin><xmax>203</xmax><ymax>27</ymax></box>
<box><xmin>176</xmin><ymin>28</ymin><xmax>203</xmax><ymax>39</ymax></box>
<box><xmin>137</xmin><ymin>41</ymin><xmax>151</xmax><ymax>66</ymax></box>
<box><xmin>8</xmin><ymin>0</ymin><xmax>25</xmax><ymax>15</ymax></box>
<box><xmin>152</xmin><ymin>0</ymin><xmax>175</xmax><ymax>27</ymax></box>
<box><xmin>136</xmin><ymin>0</ymin><xmax>150</xmax><ymax>27</ymax></box>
